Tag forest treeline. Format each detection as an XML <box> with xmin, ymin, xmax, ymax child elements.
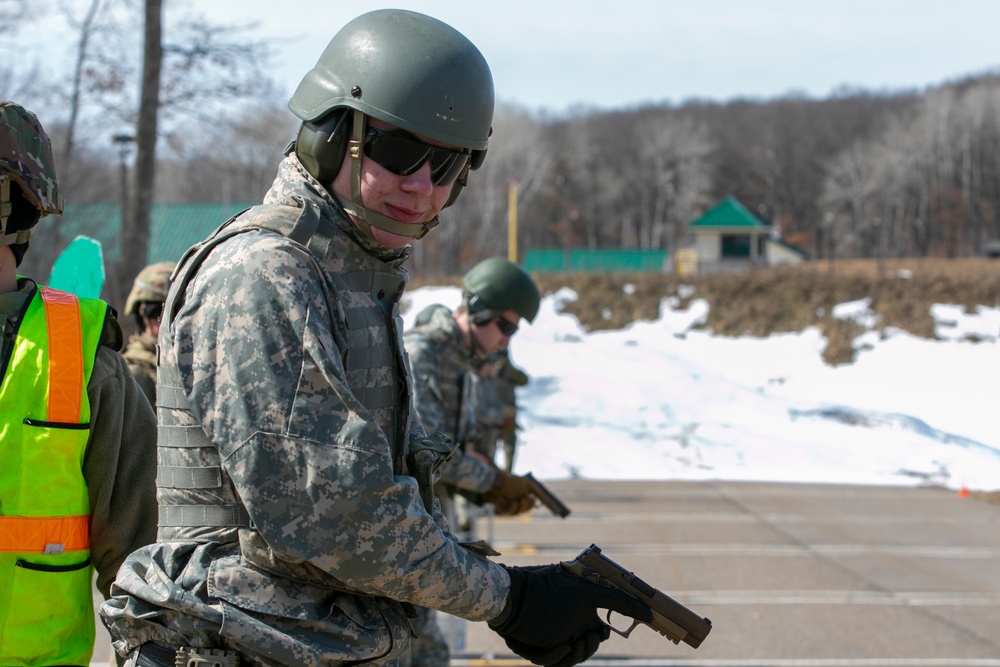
<box><xmin>27</xmin><ymin>72</ymin><xmax>1000</xmax><ymax>283</ymax></box>
<box><xmin>435</xmin><ymin>73</ymin><xmax>1000</xmax><ymax>278</ymax></box>
<box><xmin>7</xmin><ymin>0</ymin><xmax>1000</xmax><ymax>285</ymax></box>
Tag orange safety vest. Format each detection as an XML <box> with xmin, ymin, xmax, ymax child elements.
<box><xmin>0</xmin><ymin>285</ymin><xmax>107</xmax><ymax>666</ymax></box>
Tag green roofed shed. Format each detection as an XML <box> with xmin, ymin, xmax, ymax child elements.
<box><xmin>683</xmin><ymin>196</ymin><xmax>807</xmax><ymax>274</ymax></box>
<box><xmin>688</xmin><ymin>196</ymin><xmax>769</xmax><ymax>230</ymax></box>
<box><xmin>689</xmin><ymin>196</ymin><xmax>770</xmax><ymax>268</ymax></box>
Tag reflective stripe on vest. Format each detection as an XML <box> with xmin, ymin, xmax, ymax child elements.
<box><xmin>41</xmin><ymin>287</ymin><xmax>85</xmax><ymax>423</ymax></box>
<box><xmin>0</xmin><ymin>515</ymin><xmax>90</xmax><ymax>553</ymax></box>
<box><xmin>0</xmin><ymin>284</ymin><xmax>105</xmax><ymax>665</ymax></box>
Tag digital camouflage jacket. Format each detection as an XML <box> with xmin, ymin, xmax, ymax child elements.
<box><xmin>100</xmin><ymin>154</ymin><xmax>509</xmax><ymax>666</ymax></box>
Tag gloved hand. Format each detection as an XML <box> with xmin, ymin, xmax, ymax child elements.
<box><xmin>489</xmin><ymin>564</ymin><xmax>653</xmax><ymax>667</ymax></box>
<box><xmin>483</xmin><ymin>471</ymin><xmax>537</xmax><ymax>516</ymax></box>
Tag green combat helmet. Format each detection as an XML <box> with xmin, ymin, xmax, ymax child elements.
<box><xmin>125</xmin><ymin>262</ymin><xmax>175</xmax><ymax>316</ymax></box>
<box><xmin>288</xmin><ymin>9</ymin><xmax>495</xmax><ymax>243</ymax></box>
<box><xmin>0</xmin><ymin>101</ymin><xmax>63</xmax><ymax>266</ymax></box>
<box><xmin>463</xmin><ymin>258</ymin><xmax>541</xmax><ymax>325</ymax></box>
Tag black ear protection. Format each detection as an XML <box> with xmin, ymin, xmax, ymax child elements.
<box><xmin>294</xmin><ymin>109</ymin><xmax>352</xmax><ymax>183</ymax></box>
<box><xmin>465</xmin><ymin>292</ymin><xmax>497</xmax><ymax>325</ymax></box>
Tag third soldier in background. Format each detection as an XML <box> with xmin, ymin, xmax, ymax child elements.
<box><xmin>121</xmin><ymin>261</ymin><xmax>174</xmax><ymax>406</ymax></box>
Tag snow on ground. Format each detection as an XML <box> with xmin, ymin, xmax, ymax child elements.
<box><xmin>401</xmin><ymin>285</ymin><xmax>1000</xmax><ymax>491</ymax></box>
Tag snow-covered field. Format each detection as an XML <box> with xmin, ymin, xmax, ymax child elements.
<box><xmin>402</xmin><ymin>285</ymin><xmax>1000</xmax><ymax>491</ymax></box>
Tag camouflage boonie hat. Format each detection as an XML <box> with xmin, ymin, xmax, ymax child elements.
<box><xmin>0</xmin><ymin>101</ymin><xmax>63</xmax><ymax>222</ymax></box>
<box><xmin>125</xmin><ymin>261</ymin><xmax>175</xmax><ymax>315</ymax></box>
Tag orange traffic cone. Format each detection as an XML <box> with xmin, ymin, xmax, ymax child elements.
<box><xmin>958</xmin><ymin>486</ymin><xmax>970</xmax><ymax>498</ymax></box>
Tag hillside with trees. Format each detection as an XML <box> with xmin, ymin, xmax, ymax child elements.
<box><xmin>436</xmin><ymin>74</ymin><xmax>1000</xmax><ymax>278</ymax></box>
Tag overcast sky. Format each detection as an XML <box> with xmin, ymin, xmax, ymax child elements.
<box><xmin>191</xmin><ymin>0</ymin><xmax>1000</xmax><ymax>113</ymax></box>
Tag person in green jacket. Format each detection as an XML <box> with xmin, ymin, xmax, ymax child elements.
<box><xmin>0</xmin><ymin>100</ymin><xmax>158</xmax><ymax>666</ymax></box>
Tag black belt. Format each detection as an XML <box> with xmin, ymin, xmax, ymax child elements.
<box><xmin>134</xmin><ymin>643</ymin><xmax>177</xmax><ymax>667</ymax></box>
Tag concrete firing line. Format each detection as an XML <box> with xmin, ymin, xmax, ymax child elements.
<box><xmin>524</xmin><ymin>512</ymin><xmax>995</xmax><ymax>525</ymax></box>
<box><xmin>680</xmin><ymin>590</ymin><xmax>1000</xmax><ymax>606</ymax></box>
<box><xmin>453</xmin><ymin>658</ymin><xmax>1000</xmax><ymax>667</ymax></box>
<box><xmin>493</xmin><ymin>541</ymin><xmax>1000</xmax><ymax>559</ymax></box>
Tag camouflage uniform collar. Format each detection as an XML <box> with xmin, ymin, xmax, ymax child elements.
<box><xmin>264</xmin><ymin>155</ymin><xmax>414</xmax><ymax>266</ymax></box>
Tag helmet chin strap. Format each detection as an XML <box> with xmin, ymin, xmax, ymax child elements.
<box><xmin>339</xmin><ymin>110</ymin><xmax>440</xmax><ymax>243</ymax></box>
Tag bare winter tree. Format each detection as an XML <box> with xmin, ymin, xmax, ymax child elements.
<box><xmin>631</xmin><ymin>113</ymin><xmax>715</xmax><ymax>249</ymax></box>
<box><xmin>157</xmin><ymin>102</ymin><xmax>297</xmax><ymax>202</ymax></box>
<box><xmin>56</xmin><ymin>0</ymin><xmax>278</xmax><ymax>300</ymax></box>
<box><xmin>59</xmin><ymin>0</ymin><xmax>103</xmax><ymax>189</ymax></box>
<box><xmin>819</xmin><ymin>77</ymin><xmax>1000</xmax><ymax>260</ymax></box>
<box><xmin>551</xmin><ymin>112</ymin><xmax>625</xmax><ymax>250</ymax></box>
<box><xmin>117</xmin><ymin>0</ymin><xmax>162</xmax><ymax>308</ymax></box>
<box><xmin>437</xmin><ymin>106</ymin><xmax>554</xmax><ymax>272</ymax></box>
<box><xmin>820</xmin><ymin>140</ymin><xmax>879</xmax><ymax>258</ymax></box>
<box><xmin>0</xmin><ymin>1</ymin><xmax>51</xmax><ymax>108</ymax></box>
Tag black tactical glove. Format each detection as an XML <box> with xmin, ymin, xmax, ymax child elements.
<box><xmin>489</xmin><ymin>563</ymin><xmax>653</xmax><ymax>667</ymax></box>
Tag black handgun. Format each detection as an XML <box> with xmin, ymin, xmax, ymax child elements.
<box><xmin>524</xmin><ymin>472</ymin><xmax>571</xmax><ymax>518</ymax></box>
<box><xmin>561</xmin><ymin>544</ymin><xmax>712</xmax><ymax>648</ymax></box>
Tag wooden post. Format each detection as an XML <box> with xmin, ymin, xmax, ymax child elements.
<box><xmin>507</xmin><ymin>181</ymin><xmax>518</xmax><ymax>263</ymax></box>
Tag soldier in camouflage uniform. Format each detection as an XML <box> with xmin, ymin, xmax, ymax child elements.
<box><xmin>0</xmin><ymin>101</ymin><xmax>157</xmax><ymax>667</ymax></box>
<box><xmin>404</xmin><ymin>261</ymin><xmax>542</xmax><ymax>667</ymax></box>
<box><xmin>99</xmin><ymin>10</ymin><xmax>649</xmax><ymax>667</ymax></box>
<box><xmin>405</xmin><ymin>258</ymin><xmax>543</xmax><ymax>525</ymax></box>
<box><xmin>121</xmin><ymin>261</ymin><xmax>174</xmax><ymax>406</ymax></box>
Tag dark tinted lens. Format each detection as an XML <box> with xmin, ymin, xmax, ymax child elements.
<box><xmin>364</xmin><ymin>127</ymin><xmax>470</xmax><ymax>186</ymax></box>
<box><xmin>495</xmin><ymin>316</ymin><xmax>519</xmax><ymax>336</ymax></box>
<box><xmin>428</xmin><ymin>150</ymin><xmax>469</xmax><ymax>186</ymax></box>
<box><xmin>364</xmin><ymin>129</ymin><xmax>430</xmax><ymax>176</ymax></box>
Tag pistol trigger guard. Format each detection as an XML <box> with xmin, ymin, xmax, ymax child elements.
<box><xmin>603</xmin><ymin>610</ymin><xmax>639</xmax><ymax>638</ymax></box>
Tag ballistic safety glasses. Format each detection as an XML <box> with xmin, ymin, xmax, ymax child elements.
<box><xmin>363</xmin><ymin>126</ymin><xmax>471</xmax><ymax>186</ymax></box>
<box><xmin>494</xmin><ymin>316</ymin><xmax>519</xmax><ymax>337</ymax></box>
